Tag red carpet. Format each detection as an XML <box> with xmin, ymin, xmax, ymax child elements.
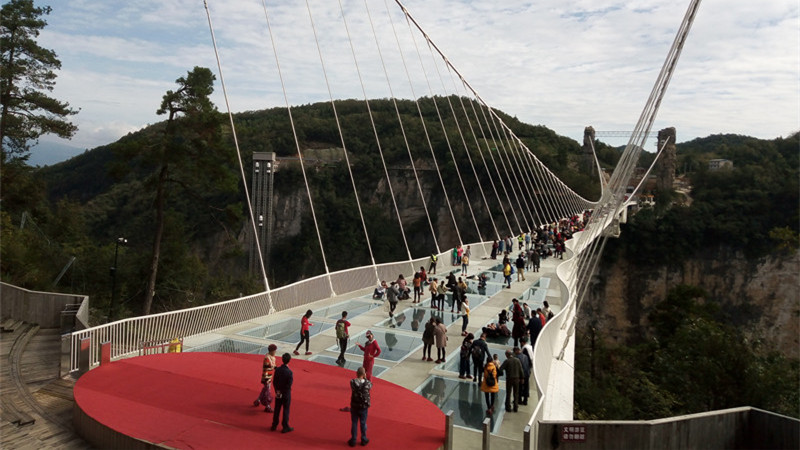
<box><xmin>73</xmin><ymin>352</ymin><xmax>445</xmax><ymax>449</ymax></box>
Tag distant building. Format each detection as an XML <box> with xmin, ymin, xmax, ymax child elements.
<box><xmin>708</xmin><ymin>159</ymin><xmax>733</xmax><ymax>171</ymax></box>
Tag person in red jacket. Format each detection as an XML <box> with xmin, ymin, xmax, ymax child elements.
<box><xmin>293</xmin><ymin>309</ymin><xmax>314</xmax><ymax>356</ymax></box>
<box><xmin>357</xmin><ymin>330</ymin><xmax>382</xmax><ymax>381</ymax></box>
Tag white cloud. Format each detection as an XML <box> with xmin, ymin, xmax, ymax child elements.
<box><xmin>33</xmin><ymin>0</ymin><xmax>800</xmax><ymax>156</ymax></box>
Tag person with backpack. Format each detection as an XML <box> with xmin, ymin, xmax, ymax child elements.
<box><xmin>458</xmin><ymin>333</ymin><xmax>474</xmax><ymax>380</ymax></box>
<box><xmin>348</xmin><ymin>367</ymin><xmax>372</xmax><ymax>447</ymax></box>
<box><xmin>481</xmin><ymin>356</ymin><xmax>499</xmax><ymax>416</ymax></box>
<box><xmin>335</xmin><ymin>311</ymin><xmax>351</xmax><ymax>365</ymax></box>
<box><xmin>471</xmin><ymin>333</ymin><xmax>490</xmax><ymax>384</ymax></box>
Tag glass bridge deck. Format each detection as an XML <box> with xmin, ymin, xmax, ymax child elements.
<box><xmin>314</xmin><ymin>298</ymin><xmax>383</xmax><ymax>320</ymax></box>
<box><xmin>415</xmin><ymin>375</ymin><xmax>507</xmax><ymax>433</ymax></box>
<box><xmin>238</xmin><ymin>318</ymin><xmax>334</xmax><ymax>344</ymax></box>
<box><xmin>310</xmin><ymin>354</ymin><xmax>389</xmax><ymax>378</ymax></box>
<box><xmin>329</xmin><ymin>329</ymin><xmax>422</xmax><ymax>362</ymax></box>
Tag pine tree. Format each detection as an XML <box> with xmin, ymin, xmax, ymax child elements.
<box><xmin>0</xmin><ymin>0</ymin><xmax>78</xmax><ymax>163</ymax></box>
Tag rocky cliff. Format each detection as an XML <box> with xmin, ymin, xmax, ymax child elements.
<box><xmin>581</xmin><ymin>247</ymin><xmax>800</xmax><ymax>359</ymax></box>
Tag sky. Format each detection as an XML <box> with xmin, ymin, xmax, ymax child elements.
<box><xmin>31</xmin><ymin>0</ymin><xmax>799</xmax><ymax>164</ymax></box>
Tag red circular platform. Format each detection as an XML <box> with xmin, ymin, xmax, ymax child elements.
<box><xmin>73</xmin><ymin>352</ymin><xmax>445</xmax><ymax>449</ymax></box>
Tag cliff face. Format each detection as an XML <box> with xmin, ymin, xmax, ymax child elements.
<box><xmin>581</xmin><ymin>248</ymin><xmax>800</xmax><ymax>359</ymax></box>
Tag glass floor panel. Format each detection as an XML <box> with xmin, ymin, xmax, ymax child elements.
<box><xmin>238</xmin><ymin>318</ymin><xmax>334</xmax><ymax>344</ymax></box>
<box><xmin>329</xmin><ymin>329</ymin><xmax>422</xmax><ymax>362</ymax></box>
<box><xmin>478</xmin><ymin>270</ymin><xmax>506</xmax><ymax>283</ymax></box>
<box><xmin>314</xmin><ymin>299</ymin><xmax>383</xmax><ymax>320</ymax></box>
<box><xmin>187</xmin><ymin>338</ymin><xmax>267</xmax><ymax>354</ymax></box>
<box><xmin>416</xmin><ymin>375</ymin><xmax>506</xmax><ymax>433</ymax></box>
<box><xmin>374</xmin><ymin>307</ymin><xmax>463</xmax><ymax>331</ymax></box>
<box><xmin>309</xmin><ymin>354</ymin><xmax>389</xmax><ymax>378</ymax></box>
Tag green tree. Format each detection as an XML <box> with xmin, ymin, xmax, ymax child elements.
<box><xmin>140</xmin><ymin>67</ymin><xmax>231</xmax><ymax>315</ymax></box>
<box><xmin>0</xmin><ymin>0</ymin><xmax>77</xmax><ymax>162</ymax></box>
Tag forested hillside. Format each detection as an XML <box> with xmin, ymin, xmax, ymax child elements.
<box><xmin>1</xmin><ymin>97</ymin><xmax>603</xmax><ymax>321</ymax></box>
<box><xmin>574</xmin><ymin>132</ymin><xmax>799</xmax><ymax>420</ymax></box>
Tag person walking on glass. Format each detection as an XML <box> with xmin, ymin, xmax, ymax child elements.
<box><xmin>293</xmin><ymin>309</ymin><xmax>314</xmax><ymax>356</ymax></box>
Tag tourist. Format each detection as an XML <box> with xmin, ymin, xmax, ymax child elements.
<box><xmin>498</xmin><ymin>349</ymin><xmax>523</xmax><ymax>412</ymax></box>
<box><xmin>522</xmin><ymin>302</ymin><xmax>532</xmax><ymax>320</ymax></box>
<box><xmin>428</xmin><ymin>278</ymin><xmax>440</xmax><ymax>310</ymax></box>
<box><xmin>491</xmin><ymin>240</ymin><xmax>498</xmax><ymax>259</ymax></box>
<box><xmin>527</xmin><ymin>313</ymin><xmax>542</xmax><ymax>346</ymax></box>
<box><xmin>470</xmin><ymin>333</ymin><xmax>490</xmax><ymax>384</ymax></box>
<box><xmin>515</xmin><ymin>345</ymin><xmax>531</xmax><ymax>406</ymax></box>
<box><xmin>386</xmin><ymin>281</ymin><xmax>399</xmax><ymax>317</ymax></box>
<box><xmin>481</xmin><ymin>356</ymin><xmax>499</xmax><ymax>416</ymax></box>
<box><xmin>461</xmin><ymin>297</ymin><xmax>470</xmax><ymax>336</ymax></box>
<box><xmin>461</xmin><ymin>253</ymin><xmax>469</xmax><ymax>276</ymax></box>
<box><xmin>271</xmin><ymin>353</ymin><xmax>293</xmax><ymax>433</ymax></box>
<box><xmin>348</xmin><ymin>367</ymin><xmax>372</xmax><ymax>447</ymax></box>
<box><xmin>372</xmin><ymin>281</ymin><xmax>386</xmax><ymax>299</ymax></box>
<box><xmin>253</xmin><ymin>343</ymin><xmax>277</xmax><ymax>412</ymax></box>
<box><xmin>515</xmin><ymin>253</ymin><xmax>526</xmax><ymax>282</ymax></box>
<box><xmin>293</xmin><ymin>309</ymin><xmax>313</xmax><ymax>356</ymax></box>
<box><xmin>436</xmin><ymin>278</ymin><xmax>448</xmax><ymax>311</ymax></box>
<box><xmin>422</xmin><ymin>317</ymin><xmax>435</xmax><ymax>361</ymax></box>
<box><xmin>335</xmin><ymin>311</ymin><xmax>351</xmax><ymax>365</ymax></box>
<box><xmin>357</xmin><ymin>330</ymin><xmax>381</xmax><ymax>381</ymax></box>
<box><xmin>396</xmin><ymin>274</ymin><xmax>410</xmax><ymax>300</ymax></box>
<box><xmin>458</xmin><ymin>333</ymin><xmax>474</xmax><ymax>380</ymax></box>
<box><xmin>543</xmin><ymin>301</ymin><xmax>553</xmax><ymax>320</ymax></box>
<box><xmin>413</xmin><ymin>271</ymin><xmax>422</xmax><ymax>303</ymax></box>
<box><xmin>433</xmin><ymin>317</ymin><xmax>448</xmax><ymax>363</ymax></box>
<box><xmin>503</xmin><ymin>261</ymin><xmax>512</xmax><ymax>289</ymax></box>
<box><xmin>511</xmin><ymin>299</ymin><xmax>526</xmax><ymax>348</ymax></box>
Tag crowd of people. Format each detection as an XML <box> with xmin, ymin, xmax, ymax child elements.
<box><xmin>253</xmin><ymin>217</ymin><xmax>587</xmax><ymax>442</ymax></box>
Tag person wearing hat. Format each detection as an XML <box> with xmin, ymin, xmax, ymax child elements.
<box><xmin>357</xmin><ymin>330</ymin><xmax>381</xmax><ymax>381</ymax></box>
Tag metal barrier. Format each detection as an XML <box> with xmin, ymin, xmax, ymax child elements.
<box><xmin>67</xmin><ymin>242</ymin><xmax>495</xmax><ymax>373</ymax></box>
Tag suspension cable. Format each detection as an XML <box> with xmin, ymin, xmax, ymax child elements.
<box><xmin>260</xmin><ymin>0</ymin><xmax>336</xmax><ymax>296</ymax></box>
<box><xmin>203</xmin><ymin>1</ymin><xmax>275</xmax><ymax>313</ymax></box>
<box><xmin>337</xmin><ymin>0</ymin><xmax>414</xmax><ymax>262</ymax></box>
<box><xmin>303</xmin><ymin>0</ymin><xmax>381</xmax><ymax>285</ymax></box>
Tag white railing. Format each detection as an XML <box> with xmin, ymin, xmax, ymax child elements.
<box><xmin>68</xmin><ymin>241</ymin><xmax>495</xmax><ymax>372</ymax></box>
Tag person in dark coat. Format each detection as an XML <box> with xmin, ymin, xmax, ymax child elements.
<box><xmin>271</xmin><ymin>353</ymin><xmax>294</xmax><ymax>433</ymax></box>
<box><xmin>527</xmin><ymin>314</ymin><xmax>542</xmax><ymax>346</ymax></box>
<box><xmin>498</xmin><ymin>349</ymin><xmax>523</xmax><ymax>412</ymax></box>
<box><xmin>511</xmin><ymin>299</ymin><xmax>526</xmax><ymax>347</ymax></box>
<box><xmin>515</xmin><ymin>346</ymin><xmax>531</xmax><ymax>406</ymax></box>
<box><xmin>470</xmin><ymin>332</ymin><xmax>491</xmax><ymax>384</ymax></box>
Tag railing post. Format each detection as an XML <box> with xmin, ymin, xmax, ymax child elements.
<box><xmin>445</xmin><ymin>410</ymin><xmax>454</xmax><ymax>450</ymax></box>
<box><xmin>79</xmin><ymin>337</ymin><xmax>91</xmax><ymax>375</ymax></box>
<box><xmin>482</xmin><ymin>417</ymin><xmax>491</xmax><ymax>450</ymax></box>
<box><xmin>523</xmin><ymin>425</ymin><xmax>531</xmax><ymax>450</ymax></box>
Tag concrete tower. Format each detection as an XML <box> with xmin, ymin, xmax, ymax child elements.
<box><xmin>656</xmin><ymin>127</ymin><xmax>676</xmax><ymax>192</ymax></box>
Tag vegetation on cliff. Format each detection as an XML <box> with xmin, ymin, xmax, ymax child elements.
<box><xmin>575</xmin><ymin>132</ymin><xmax>800</xmax><ymax>420</ymax></box>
